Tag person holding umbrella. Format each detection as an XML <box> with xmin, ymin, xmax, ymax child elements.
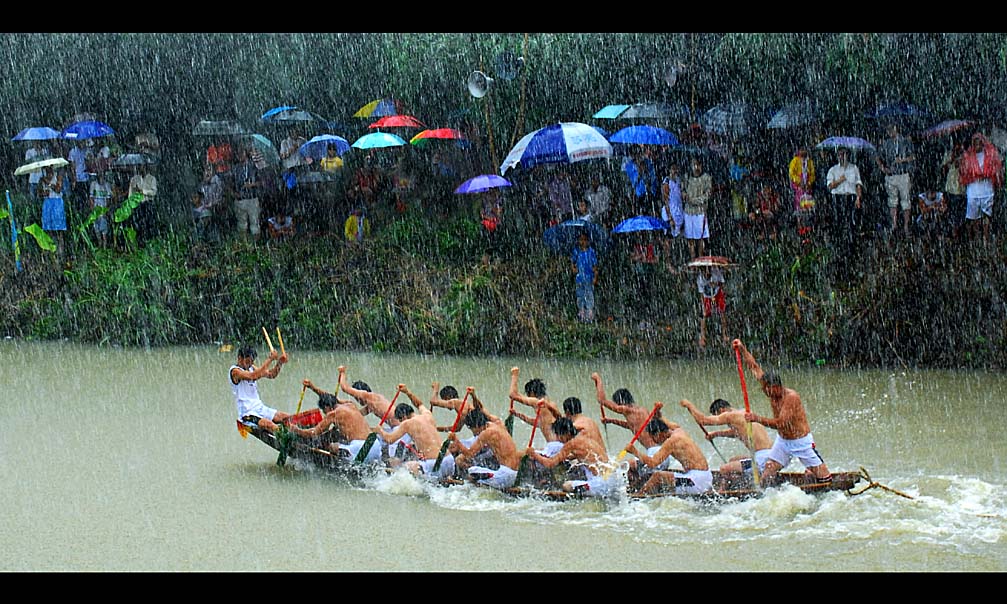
<box><xmin>25</xmin><ymin>140</ymin><xmax>51</xmax><ymax>199</ymax></box>
<box><xmin>571</xmin><ymin>232</ymin><xmax>599</xmax><ymax>323</ymax></box>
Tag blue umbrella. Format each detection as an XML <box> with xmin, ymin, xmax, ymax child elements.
<box><xmin>299</xmin><ymin>134</ymin><xmax>351</xmax><ymax>160</ymax></box>
<box><xmin>61</xmin><ymin>120</ymin><xmax>115</xmax><ymax>140</ymax></box>
<box><xmin>351</xmin><ymin>132</ymin><xmax>406</xmax><ymax>150</ymax></box>
<box><xmin>816</xmin><ymin>136</ymin><xmax>875</xmax><ymax>151</ymax></box>
<box><xmin>455</xmin><ymin>174</ymin><xmax>511</xmax><ymax>194</ymax></box>
<box><xmin>612</xmin><ymin>215</ymin><xmax>671</xmax><ymax>234</ymax></box>
<box><xmin>261</xmin><ymin>105</ymin><xmax>298</xmax><ymax>120</ymax></box>
<box><xmin>11</xmin><ymin>127</ymin><xmax>61</xmax><ymax>141</ymax></box>
<box><xmin>609</xmin><ymin>125</ymin><xmax>679</xmax><ymax>146</ymax></box>
<box><xmin>262</xmin><ymin>107</ymin><xmax>327</xmax><ymax>124</ymax></box>
<box><xmin>543</xmin><ymin>219</ymin><xmax>609</xmax><ymax>255</ymax></box>
<box><xmin>499</xmin><ymin>122</ymin><xmax>612</xmax><ymax>175</ymax></box>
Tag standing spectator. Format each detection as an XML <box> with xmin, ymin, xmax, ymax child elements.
<box><xmin>683</xmin><ymin>158</ymin><xmax>712</xmax><ymax>259</ymax></box>
<box><xmin>749</xmin><ymin>181</ymin><xmax>782</xmax><ymax>241</ymax></box>
<box><xmin>697</xmin><ymin>266</ymin><xmax>728</xmax><ymax>349</ymax></box>
<box><xmin>942</xmin><ymin>138</ymin><xmax>966</xmax><ymax>238</ymax></box>
<box><xmin>876</xmin><ymin>124</ymin><xmax>916</xmax><ymax>237</ymax></box>
<box><xmin>958</xmin><ymin>132</ymin><xmax>1004</xmax><ymax>243</ymax></box>
<box><xmin>233</xmin><ymin>147</ymin><xmax>261</xmax><ymax>239</ymax></box>
<box><xmin>206</xmin><ymin>137</ymin><xmax>233</xmax><ymax>176</ymax></box>
<box><xmin>24</xmin><ymin>140</ymin><xmax>51</xmax><ymax>199</ymax></box>
<box><xmin>825</xmin><ymin>147</ymin><xmax>863</xmax><ymax>264</ymax></box>
<box><xmin>584</xmin><ymin>175</ymin><xmax>612</xmax><ymax>227</ymax></box>
<box><xmin>67</xmin><ymin>140</ymin><xmax>92</xmax><ymax>216</ymax></box>
<box><xmin>88</xmin><ymin>170</ymin><xmax>113</xmax><ymax>247</ymax></box>
<box><xmin>128</xmin><ymin>163</ymin><xmax>158</xmax><ymax>244</ymax></box>
<box><xmin>198</xmin><ymin>167</ymin><xmax>225</xmax><ymax>238</ymax></box>
<box><xmin>191</xmin><ymin>190</ymin><xmax>213</xmax><ymax>242</ymax></box>
<box><xmin>319</xmin><ymin>144</ymin><xmax>344</xmax><ymax>172</ymax></box>
<box><xmin>660</xmin><ymin>163</ymin><xmax>685</xmax><ymax>238</ymax></box>
<box><xmin>547</xmin><ymin>167</ymin><xmax>574</xmax><ymax>225</ymax></box>
<box><xmin>623</xmin><ymin>146</ymin><xmax>657</xmax><ymax>214</ymax></box>
<box><xmin>39</xmin><ymin>165</ymin><xmax>66</xmax><ymax>258</ymax></box>
<box><xmin>575</xmin><ymin>198</ymin><xmax>593</xmax><ymax>222</ymax></box>
<box><xmin>571</xmin><ymin>232</ymin><xmax>599</xmax><ymax>323</ymax></box>
<box><xmin>480</xmin><ymin>189</ymin><xmax>503</xmax><ymax>233</ymax></box>
<box><xmin>788</xmin><ymin>147</ymin><xmax>815</xmax><ymax>212</ymax></box>
<box><xmin>279</xmin><ymin>128</ymin><xmax>308</xmax><ymax>174</ymax></box>
<box><xmin>135</xmin><ymin>126</ymin><xmax>160</xmax><ymax>159</ymax></box>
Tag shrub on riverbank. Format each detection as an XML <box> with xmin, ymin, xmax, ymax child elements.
<box><xmin>1</xmin><ymin>209</ymin><xmax>1005</xmax><ymax>369</ymax></box>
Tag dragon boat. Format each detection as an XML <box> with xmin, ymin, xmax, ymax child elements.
<box><xmin>236</xmin><ymin>408</ymin><xmax>866</xmax><ymax>501</ymax></box>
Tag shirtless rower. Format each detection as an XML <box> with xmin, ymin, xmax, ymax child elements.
<box><xmin>372</xmin><ymin>386</ymin><xmax>454</xmax><ymax>479</ymax></box>
<box><xmin>431</xmin><ymin>383</ymin><xmax>502</xmax><ymax>446</ymax></box>
<box><xmin>624</xmin><ymin>407</ymin><xmax>713</xmax><ymax>495</ymax></box>
<box><xmin>524</xmin><ymin>417</ymin><xmax>616</xmax><ymax>497</ymax></box>
<box><xmin>681</xmin><ymin>397</ymin><xmax>772</xmax><ymax>479</ymax></box>
<box><xmin>450</xmin><ymin>408</ymin><xmax>522</xmax><ymax>490</ymax></box>
<box><xmin>592</xmin><ymin>372</ymin><xmax>660</xmax><ymax>449</ymax></box>
<box><xmin>338</xmin><ymin>365</ymin><xmax>409</xmax><ymax>458</ymax></box>
<box><xmin>230</xmin><ymin>345</ymin><xmax>291</xmax><ymax>432</ymax></box>
<box><xmin>288</xmin><ymin>379</ymin><xmax>382</xmax><ymax>464</ymax></box>
<box><xmin>561</xmin><ymin>396</ymin><xmax>605</xmax><ymax>449</ymax></box>
<box><xmin>509</xmin><ymin>367</ymin><xmax>563</xmax><ymax>456</ymax></box>
<box><xmin>733</xmin><ymin>339</ymin><xmax>832</xmax><ymax>484</ymax></box>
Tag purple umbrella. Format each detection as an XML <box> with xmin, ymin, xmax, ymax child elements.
<box><xmin>454</xmin><ymin>174</ymin><xmax>512</xmax><ymax>194</ymax></box>
<box><xmin>922</xmin><ymin>119</ymin><xmax>974</xmax><ymax>138</ymax></box>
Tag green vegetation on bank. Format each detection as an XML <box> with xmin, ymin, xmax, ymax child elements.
<box><xmin>2</xmin><ymin>199</ymin><xmax>1004</xmax><ymax>369</ymax></box>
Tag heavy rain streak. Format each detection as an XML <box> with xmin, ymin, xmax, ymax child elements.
<box><xmin>1</xmin><ymin>33</ymin><xmax>1005</xmax><ymax>572</ymax></box>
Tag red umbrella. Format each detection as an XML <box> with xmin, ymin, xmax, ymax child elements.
<box><xmin>368</xmin><ymin>115</ymin><xmax>425</xmax><ymax>129</ymax></box>
<box><xmin>410</xmin><ymin>128</ymin><xmax>465</xmax><ymax>147</ymax></box>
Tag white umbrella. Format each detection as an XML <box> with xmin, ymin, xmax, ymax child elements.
<box><xmin>14</xmin><ymin>157</ymin><xmax>68</xmax><ymax>176</ymax></box>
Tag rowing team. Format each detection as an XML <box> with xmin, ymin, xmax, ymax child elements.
<box><xmin>230</xmin><ymin>339</ymin><xmax>832</xmax><ymax>496</ymax></box>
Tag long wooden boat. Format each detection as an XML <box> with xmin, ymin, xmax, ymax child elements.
<box><xmin>237</xmin><ymin>413</ymin><xmax>862</xmax><ymax>501</ymax></box>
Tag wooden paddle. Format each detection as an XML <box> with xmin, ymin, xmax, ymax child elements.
<box><xmin>294</xmin><ymin>383</ymin><xmax>307</xmax><ymax>416</ymax></box>
<box><xmin>734</xmin><ymin>345</ymin><xmax>761</xmax><ymax>489</ymax></box>
<box><xmin>261</xmin><ymin>327</ymin><xmax>275</xmax><ymax>354</ymax></box>
<box><xmin>606</xmin><ymin>402</ymin><xmax>661</xmax><ymax>478</ymax></box>
<box><xmin>355</xmin><ymin>389</ymin><xmax>401</xmax><ymax>464</ymax></box>
<box><xmin>432</xmin><ymin>391</ymin><xmax>470</xmax><ymax>473</ymax></box>
<box><xmin>276</xmin><ymin>327</ymin><xmax>285</xmax><ymax>357</ymax></box>
<box><xmin>599</xmin><ymin>399</ymin><xmax>611</xmax><ymax>450</ymax></box>
<box><xmin>504</xmin><ymin>397</ymin><xmax>516</xmax><ymax>436</ymax></box>
<box><xmin>690</xmin><ymin>416</ymin><xmax>729</xmax><ymax>464</ymax></box>
<box><xmin>514</xmin><ymin>401</ymin><xmax>546</xmax><ymax>486</ymax></box>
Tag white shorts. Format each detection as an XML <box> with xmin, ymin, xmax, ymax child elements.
<box><xmin>885</xmin><ymin>173</ymin><xmax>912</xmax><ymax>210</ymax></box>
<box><xmin>419</xmin><ymin>454</ymin><xmax>455</xmax><ymax>479</ymax></box>
<box><xmin>568</xmin><ymin>470</ymin><xmax>619</xmax><ymax>498</ymax></box>
<box><xmin>538</xmin><ymin>441</ymin><xmax>564</xmax><ymax>457</ymax></box>
<box><xmin>739</xmin><ymin>449</ymin><xmax>772</xmax><ymax>473</ymax></box>
<box><xmin>671</xmin><ymin>469</ymin><xmax>714</xmax><ymax>495</ymax></box>
<box><xmin>339</xmin><ymin>438</ymin><xmax>382</xmax><ymax>464</ymax></box>
<box><xmin>646</xmin><ymin>445</ymin><xmax>671</xmax><ymax>470</ymax></box>
<box><xmin>468</xmin><ymin>464</ymin><xmax>517</xmax><ymax>489</ymax></box>
<box><xmin>459</xmin><ymin>435</ymin><xmax>478</xmax><ymax>449</ymax></box>
<box><xmin>683</xmin><ymin>213</ymin><xmax>709</xmax><ymax>240</ymax></box>
<box><xmin>766</xmin><ymin>433</ymin><xmax>826</xmax><ymax>470</ymax></box>
<box><xmin>238</xmin><ymin>400</ymin><xmax>278</xmax><ymax>422</ymax></box>
<box><xmin>966</xmin><ymin>194</ymin><xmax>993</xmax><ymax>220</ymax></box>
<box><xmin>382</xmin><ymin>425</ymin><xmax>412</xmax><ymax>457</ymax></box>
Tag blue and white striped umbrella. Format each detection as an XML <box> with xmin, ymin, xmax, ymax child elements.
<box><xmin>499</xmin><ymin>122</ymin><xmax>612</xmax><ymax>175</ymax></box>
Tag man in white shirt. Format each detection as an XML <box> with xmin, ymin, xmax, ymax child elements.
<box><xmin>826</xmin><ymin>148</ymin><xmax>863</xmax><ymax>273</ymax></box>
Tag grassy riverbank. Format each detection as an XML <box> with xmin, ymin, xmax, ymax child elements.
<box><xmin>2</xmin><ymin>201</ymin><xmax>1005</xmax><ymax>369</ymax></box>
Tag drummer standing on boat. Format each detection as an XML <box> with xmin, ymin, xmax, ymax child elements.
<box><xmin>733</xmin><ymin>339</ymin><xmax>832</xmax><ymax>484</ymax></box>
<box><xmin>230</xmin><ymin>346</ymin><xmax>291</xmax><ymax>432</ymax></box>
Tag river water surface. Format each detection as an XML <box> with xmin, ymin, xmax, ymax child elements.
<box><xmin>1</xmin><ymin>340</ymin><xmax>1004</xmax><ymax>571</ymax></box>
